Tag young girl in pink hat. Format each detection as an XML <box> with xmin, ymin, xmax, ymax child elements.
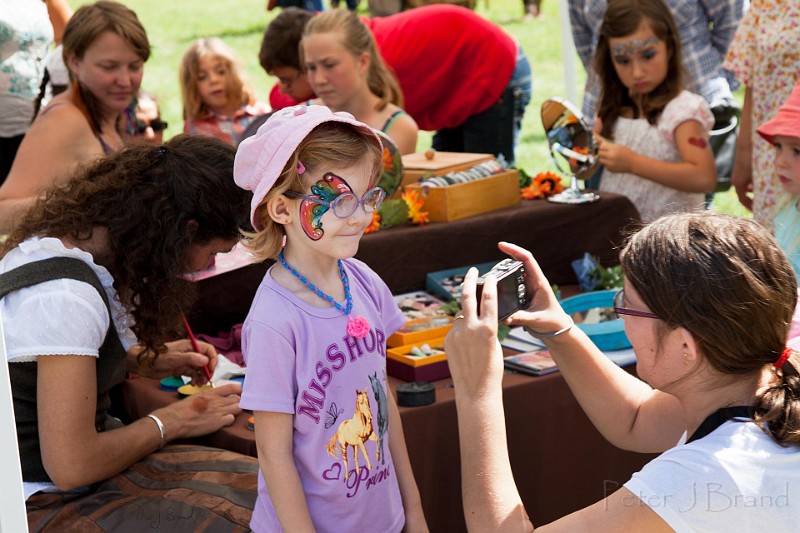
<box><xmin>757</xmin><ymin>80</ymin><xmax>800</xmax><ymax>280</ymax></box>
<box><xmin>757</xmin><ymin>80</ymin><xmax>800</xmax><ymax>348</ymax></box>
<box><xmin>233</xmin><ymin>104</ymin><xmax>427</xmax><ymax>533</ymax></box>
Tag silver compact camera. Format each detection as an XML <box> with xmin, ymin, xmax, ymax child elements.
<box><xmin>475</xmin><ymin>259</ymin><xmax>530</xmax><ymax>320</ymax></box>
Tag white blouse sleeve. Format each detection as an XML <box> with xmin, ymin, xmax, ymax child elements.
<box><xmin>3</xmin><ymin>278</ymin><xmax>110</xmax><ymax>362</ymax></box>
<box><xmin>659</xmin><ymin>91</ymin><xmax>715</xmax><ymax>144</ymax></box>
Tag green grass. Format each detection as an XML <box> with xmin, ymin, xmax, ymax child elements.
<box><xmin>67</xmin><ymin>0</ymin><xmax>748</xmax><ymax>216</ymax></box>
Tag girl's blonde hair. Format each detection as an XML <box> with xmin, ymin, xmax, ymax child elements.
<box><xmin>179</xmin><ymin>38</ymin><xmax>256</xmax><ymax>121</ymax></box>
<box><xmin>302</xmin><ymin>9</ymin><xmax>403</xmax><ymax>110</ymax></box>
<box><xmin>243</xmin><ymin>121</ymin><xmax>383</xmax><ymax>261</ymax></box>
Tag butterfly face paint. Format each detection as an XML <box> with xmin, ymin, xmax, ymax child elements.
<box><xmin>295</xmin><ymin>173</ymin><xmax>353</xmax><ymax>241</ymax></box>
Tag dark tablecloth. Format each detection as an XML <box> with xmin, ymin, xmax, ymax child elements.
<box><xmin>123</xmin><ymin>367</ymin><xmax>655</xmax><ymax>532</ymax></box>
<box><xmin>188</xmin><ymin>193</ymin><xmax>640</xmax><ymax>335</ymax></box>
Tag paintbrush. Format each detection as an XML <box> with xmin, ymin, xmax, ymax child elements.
<box><xmin>182</xmin><ymin>315</ymin><xmax>215</xmax><ymax>388</ymax></box>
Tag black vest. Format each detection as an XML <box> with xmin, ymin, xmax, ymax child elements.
<box><xmin>0</xmin><ymin>257</ymin><xmax>127</xmax><ymax>482</ymax></box>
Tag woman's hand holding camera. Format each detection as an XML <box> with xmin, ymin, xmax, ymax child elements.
<box><xmin>498</xmin><ymin>242</ymin><xmax>572</xmax><ymax>336</ymax></box>
<box><xmin>445</xmin><ymin>266</ymin><xmax>504</xmax><ymax>399</ymax></box>
<box><xmin>445</xmin><ymin>241</ymin><xmax>572</xmax><ymax>397</ymax></box>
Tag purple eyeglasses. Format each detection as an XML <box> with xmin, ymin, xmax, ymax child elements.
<box><xmin>613</xmin><ymin>290</ymin><xmax>660</xmax><ymax>320</ymax></box>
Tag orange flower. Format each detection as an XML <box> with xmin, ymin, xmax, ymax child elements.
<box><xmin>401</xmin><ymin>189</ymin><xmax>429</xmax><ymax>226</ymax></box>
<box><xmin>410</xmin><ymin>210</ymin><xmax>430</xmax><ymax>225</ymax></box>
<box><xmin>520</xmin><ymin>171</ymin><xmax>565</xmax><ymax>200</ymax></box>
<box><xmin>365</xmin><ymin>211</ymin><xmax>381</xmax><ymax>233</ymax></box>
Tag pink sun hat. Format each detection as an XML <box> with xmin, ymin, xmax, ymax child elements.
<box><xmin>757</xmin><ymin>81</ymin><xmax>800</xmax><ymax>145</ymax></box>
<box><xmin>234</xmin><ymin>104</ymin><xmax>381</xmax><ymax>231</ymax></box>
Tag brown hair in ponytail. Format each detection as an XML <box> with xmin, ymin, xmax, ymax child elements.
<box><xmin>620</xmin><ymin>212</ymin><xmax>800</xmax><ymax>446</ymax></box>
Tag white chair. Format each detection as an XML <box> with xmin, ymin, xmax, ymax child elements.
<box><xmin>0</xmin><ymin>312</ymin><xmax>29</xmax><ymax>533</ymax></box>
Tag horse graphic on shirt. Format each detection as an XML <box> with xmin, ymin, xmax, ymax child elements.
<box><xmin>368</xmin><ymin>372</ymin><xmax>388</xmax><ymax>464</ymax></box>
<box><xmin>326</xmin><ymin>388</ymin><xmax>375</xmax><ymax>480</ymax></box>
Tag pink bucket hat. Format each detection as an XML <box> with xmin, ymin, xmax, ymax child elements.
<box><xmin>234</xmin><ymin>104</ymin><xmax>381</xmax><ymax>231</ymax></box>
<box><xmin>757</xmin><ymin>81</ymin><xmax>800</xmax><ymax>145</ymax></box>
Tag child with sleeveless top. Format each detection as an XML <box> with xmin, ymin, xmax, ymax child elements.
<box><xmin>234</xmin><ymin>105</ymin><xmax>428</xmax><ymax>532</ymax></box>
<box><xmin>300</xmin><ymin>9</ymin><xmax>419</xmax><ymax>155</ymax></box>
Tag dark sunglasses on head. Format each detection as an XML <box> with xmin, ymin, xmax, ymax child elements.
<box><xmin>136</xmin><ymin>118</ymin><xmax>168</xmax><ymax>134</ymax></box>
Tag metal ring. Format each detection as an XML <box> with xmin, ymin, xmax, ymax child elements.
<box><xmin>454</xmin><ymin>314</ymin><xmax>465</xmax><ymax>321</ymax></box>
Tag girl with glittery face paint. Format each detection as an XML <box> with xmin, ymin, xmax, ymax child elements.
<box><xmin>233</xmin><ymin>105</ymin><xmax>428</xmax><ymax>533</ymax></box>
<box><xmin>591</xmin><ymin>0</ymin><xmax>718</xmax><ymax>222</ymax></box>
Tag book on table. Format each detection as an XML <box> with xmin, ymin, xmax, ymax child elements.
<box><xmin>503</xmin><ymin>349</ymin><xmax>558</xmax><ymax>376</ymax></box>
<box><xmin>502</xmin><ymin>327</ymin><xmax>637</xmax><ymax>376</ymax></box>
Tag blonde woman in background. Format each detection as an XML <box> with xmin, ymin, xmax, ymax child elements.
<box><xmin>301</xmin><ymin>9</ymin><xmax>418</xmax><ymax>154</ymax></box>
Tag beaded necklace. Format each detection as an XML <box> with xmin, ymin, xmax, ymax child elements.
<box><xmin>278</xmin><ymin>250</ymin><xmax>370</xmax><ymax>338</ymax></box>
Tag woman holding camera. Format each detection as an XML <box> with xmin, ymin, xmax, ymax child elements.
<box><xmin>445</xmin><ymin>212</ymin><xmax>800</xmax><ymax>531</ymax></box>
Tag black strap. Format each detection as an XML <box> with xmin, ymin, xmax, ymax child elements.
<box><xmin>687</xmin><ymin>405</ymin><xmax>753</xmax><ymax>443</ymax></box>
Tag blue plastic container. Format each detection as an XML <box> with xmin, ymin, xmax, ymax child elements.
<box><xmin>559</xmin><ymin>289</ymin><xmax>631</xmax><ymax>351</ymax></box>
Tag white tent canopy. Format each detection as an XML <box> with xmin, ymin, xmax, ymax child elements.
<box><xmin>558</xmin><ymin>0</ymin><xmax>580</xmax><ymax>105</ymax></box>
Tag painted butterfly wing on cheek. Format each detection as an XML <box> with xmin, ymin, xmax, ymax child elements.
<box><xmin>300</xmin><ymin>173</ymin><xmax>355</xmax><ymax>241</ymax></box>
<box><xmin>299</xmin><ymin>200</ymin><xmax>327</xmax><ymax>241</ymax></box>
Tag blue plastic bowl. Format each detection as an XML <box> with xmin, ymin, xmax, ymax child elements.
<box><xmin>559</xmin><ymin>290</ymin><xmax>631</xmax><ymax>351</ymax></box>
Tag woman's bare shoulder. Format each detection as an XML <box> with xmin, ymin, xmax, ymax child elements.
<box><xmin>33</xmin><ymin>97</ymin><xmax>95</xmax><ymax>134</ymax></box>
<box><xmin>3</xmin><ymin>100</ymin><xmax>100</xmax><ymax>199</ymax></box>
<box><xmin>383</xmin><ymin>105</ymin><xmax>418</xmax><ymax>154</ymax></box>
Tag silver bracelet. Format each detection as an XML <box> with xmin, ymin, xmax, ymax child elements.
<box><xmin>146</xmin><ymin>414</ymin><xmax>166</xmax><ymax>449</ymax></box>
<box><xmin>524</xmin><ymin>315</ymin><xmax>575</xmax><ymax>339</ymax></box>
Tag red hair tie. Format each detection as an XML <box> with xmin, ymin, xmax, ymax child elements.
<box><xmin>774</xmin><ymin>348</ymin><xmax>792</xmax><ymax>369</ymax></box>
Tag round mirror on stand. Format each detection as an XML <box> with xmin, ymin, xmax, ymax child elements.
<box><xmin>375</xmin><ymin>131</ymin><xmax>403</xmax><ymax>198</ymax></box>
<box><xmin>541</xmin><ymin>97</ymin><xmax>601</xmax><ymax>204</ymax></box>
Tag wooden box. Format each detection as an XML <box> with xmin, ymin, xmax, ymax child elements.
<box><xmin>398</xmin><ymin>151</ymin><xmax>494</xmax><ymax>193</ymax></box>
<box><xmin>407</xmin><ymin>169</ymin><xmax>520</xmax><ymax>222</ymax></box>
<box><xmin>387</xmin><ymin>315</ymin><xmax>454</xmax><ymax>348</ymax></box>
<box><xmin>387</xmin><ymin>337</ymin><xmax>450</xmax><ymax>382</ymax></box>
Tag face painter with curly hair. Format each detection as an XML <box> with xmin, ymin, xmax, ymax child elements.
<box><xmin>0</xmin><ymin>134</ymin><xmax>260</xmax><ymax>531</ymax></box>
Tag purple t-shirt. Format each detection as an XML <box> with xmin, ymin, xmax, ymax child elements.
<box><xmin>240</xmin><ymin>258</ymin><xmax>407</xmax><ymax>533</ymax></box>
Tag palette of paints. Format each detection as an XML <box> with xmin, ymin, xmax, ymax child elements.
<box><xmin>162</xmin><ymin>374</ymin><xmax>244</xmax><ymax>399</ymax></box>
<box><xmin>159</xmin><ymin>376</ymin><xmax>186</xmax><ymax>392</ymax></box>
<box><xmin>176</xmin><ymin>384</ymin><xmax>214</xmax><ymax>398</ymax></box>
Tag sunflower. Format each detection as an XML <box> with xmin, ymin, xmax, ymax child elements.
<box><xmin>520</xmin><ymin>171</ymin><xmax>564</xmax><ymax>200</ymax></box>
<box><xmin>402</xmin><ymin>189</ymin><xmax>429</xmax><ymax>225</ymax></box>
